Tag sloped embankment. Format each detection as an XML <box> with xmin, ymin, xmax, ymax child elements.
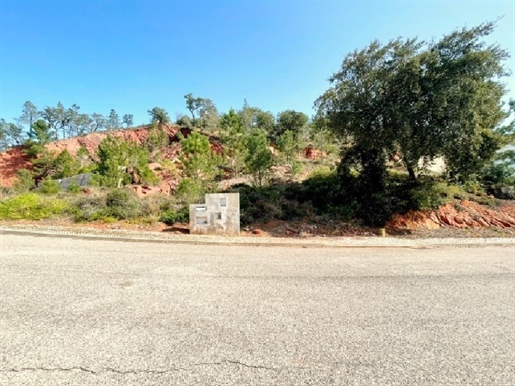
<box><xmin>0</xmin><ymin>125</ymin><xmax>185</xmax><ymax>188</ymax></box>
<box><xmin>387</xmin><ymin>200</ymin><xmax>515</xmax><ymax>230</ymax></box>
<box><xmin>0</xmin><ymin>146</ymin><xmax>32</xmax><ymax>187</ymax></box>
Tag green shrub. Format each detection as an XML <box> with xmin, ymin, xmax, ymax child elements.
<box><xmin>104</xmin><ymin>188</ymin><xmax>142</xmax><ymax>220</ymax></box>
<box><xmin>67</xmin><ymin>180</ymin><xmax>81</xmax><ymax>194</ymax></box>
<box><xmin>72</xmin><ymin>193</ymin><xmax>107</xmax><ymax>222</ymax></box>
<box><xmin>176</xmin><ymin>178</ymin><xmax>206</xmax><ymax>204</ymax></box>
<box><xmin>410</xmin><ymin>182</ymin><xmax>465</xmax><ymax>210</ymax></box>
<box><xmin>159</xmin><ymin>206</ymin><xmax>189</xmax><ymax>225</ymax></box>
<box><xmin>139</xmin><ymin>194</ymin><xmax>174</xmax><ymax>217</ymax></box>
<box><xmin>39</xmin><ymin>178</ymin><xmax>60</xmax><ymax>195</ymax></box>
<box><xmin>0</xmin><ymin>193</ymin><xmax>69</xmax><ymax>220</ymax></box>
<box><xmin>13</xmin><ymin>169</ymin><xmax>35</xmax><ymax>193</ymax></box>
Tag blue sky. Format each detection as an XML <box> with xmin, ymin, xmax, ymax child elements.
<box><xmin>1</xmin><ymin>0</ymin><xmax>514</xmax><ymax>127</ymax></box>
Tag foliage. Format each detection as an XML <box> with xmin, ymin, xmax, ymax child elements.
<box><xmin>175</xmin><ymin>178</ymin><xmax>207</xmax><ymax>204</ymax></box>
<box><xmin>0</xmin><ymin>193</ymin><xmax>69</xmax><ymax>220</ymax></box>
<box><xmin>145</xmin><ymin>127</ymin><xmax>169</xmax><ymax>160</ymax></box>
<box><xmin>274</xmin><ymin>110</ymin><xmax>309</xmax><ymax>141</ymax></box>
<box><xmin>148</xmin><ymin>107</ymin><xmax>170</xmax><ymax>127</ymax></box>
<box><xmin>72</xmin><ymin>193</ymin><xmax>107</xmax><ymax>222</ymax></box>
<box><xmin>316</xmin><ymin>21</ymin><xmax>511</xmax><ymax>185</ymax></box>
<box><xmin>245</xmin><ymin>128</ymin><xmax>274</xmax><ymax>187</ymax></box>
<box><xmin>220</xmin><ymin>109</ymin><xmax>248</xmax><ymax>176</ymax></box>
<box><xmin>184</xmin><ymin>93</ymin><xmax>219</xmax><ymax>130</ymax></box>
<box><xmin>67</xmin><ymin>180</ymin><xmax>81</xmax><ymax>193</ymax></box>
<box><xmin>159</xmin><ymin>206</ymin><xmax>189</xmax><ymax>225</ymax></box>
<box><xmin>409</xmin><ymin>181</ymin><xmax>465</xmax><ymax>210</ymax></box>
<box><xmin>39</xmin><ymin>178</ymin><xmax>60</xmax><ymax>195</ymax></box>
<box><xmin>94</xmin><ymin>135</ymin><xmax>157</xmax><ymax>187</ymax></box>
<box><xmin>238</xmin><ymin>100</ymin><xmax>276</xmax><ymax>134</ymax></box>
<box><xmin>0</xmin><ymin>118</ymin><xmax>24</xmax><ymax>149</ymax></box>
<box><xmin>122</xmin><ymin>114</ymin><xmax>134</xmax><ymax>128</ymax></box>
<box><xmin>232</xmin><ymin>184</ymin><xmax>301</xmax><ymax>224</ymax></box>
<box><xmin>53</xmin><ymin>150</ymin><xmax>81</xmax><ymax>179</ymax></box>
<box><xmin>72</xmin><ymin>188</ymin><xmax>146</xmax><ymax>222</ymax></box>
<box><xmin>13</xmin><ymin>169</ymin><xmax>36</xmax><ymax>193</ymax></box>
<box><xmin>29</xmin><ymin>119</ymin><xmax>53</xmax><ymax>145</ymax></box>
<box><xmin>20</xmin><ymin>101</ymin><xmax>39</xmax><ymax>138</ymax></box>
<box><xmin>106</xmin><ymin>109</ymin><xmax>120</xmax><ymax>131</ymax></box>
<box><xmin>180</xmin><ymin>131</ymin><xmax>220</xmax><ymax>180</ymax></box>
<box><xmin>176</xmin><ymin>114</ymin><xmax>193</xmax><ymax>127</ymax></box>
<box><xmin>104</xmin><ymin>189</ymin><xmax>142</xmax><ymax>219</ymax></box>
<box><xmin>276</xmin><ymin>130</ymin><xmax>298</xmax><ymax>163</ymax></box>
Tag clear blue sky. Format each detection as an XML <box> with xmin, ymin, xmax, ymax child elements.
<box><xmin>1</xmin><ymin>0</ymin><xmax>514</xmax><ymax>126</ymax></box>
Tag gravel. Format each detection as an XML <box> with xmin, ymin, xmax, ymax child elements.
<box><xmin>1</xmin><ymin>223</ymin><xmax>514</xmax><ymax>248</ymax></box>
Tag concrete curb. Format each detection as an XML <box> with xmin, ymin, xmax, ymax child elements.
<box><xmin>2</xmin><ymin>224</ymin><xmax>515</xmax><ymax>249</ymax></box>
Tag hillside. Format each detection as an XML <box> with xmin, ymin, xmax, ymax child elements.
<box><xmin>1</xmin><ymin>126</ymin><xmax>514</xmax><ymax>237</ymax></box>
<box><xmin>0</xmin><ymin>124</ymin><xmax>190</xmax><ymax>189</ymax></box>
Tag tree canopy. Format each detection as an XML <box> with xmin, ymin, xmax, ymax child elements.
<box><xmin>315</xmin><ymin>21</ymin><xmax>513</xmax><ymax>182</ymax></box>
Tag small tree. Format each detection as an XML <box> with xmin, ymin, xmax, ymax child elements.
<box><xmin>94</xmin><ymin>136</ymin><xmax>156</xmax><ymax>187</ymax></box>
<box><xmin>274</xmin><ymin>110</ymin><xmax>309</xmax><ymax>141</ymax></box>
<box><xmin>106</xmin><ymin>109</ymin><xmax>120</xmax><ymax>131</ymax></box>
<box><xmin>245</xmin><ymin>128</ymin><xmax>274</xmax><ymax>186</ymax></box>
<box><xmin>276</xmin><ymin>130</ymin><xmax>298</xmax><ymax>164</ymax></box>
<box><xmin>180</xmin><ymin>131</ymin><xmax>219</xmax><ymax>181</ymax></box>
<box><xmin>19</xmin><ymin>101</ymin><xmax>39</xmax><ymax>137</ymax></box>
<box><xmin>53</xmin><ymin>150</ymin><xmax>81</xmax><ymax>179</ymax></box>
<box><xmin>122</xmin><ymin>114</ymin><xmax>134</xmax><ymax>128</ymax></box>
<box><xmin>148</xmin><ymin>107</ymin><xmax>170</xmax><ymax>127</ymax></box>
<box><xmin>220</xmin><ymin>109</ymin><xmax>248</xmax><ymax>176</ymax></box>
<box><xmin>0</xmin><ymin>119</ymin><xmax>24</xmax><ymax>147</ymax></box>
<box><xmin>29</xmin><ymin>119</ymin><xmax>53</xmax><ymax>145</ymax></box>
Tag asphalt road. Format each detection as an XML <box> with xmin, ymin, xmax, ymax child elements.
<box><xmin>1</xmin><ymin>233</ymin><xmax>514</xmax><ymax>385</ymax></box>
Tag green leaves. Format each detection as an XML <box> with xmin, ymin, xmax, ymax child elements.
<box><xmin>245</xmin><ymin>128</ymin><xmax>274</xmax><ymax>187</ymax></box>
<box><xmin>148</xmin><ymin>107</ymin><xmax>170</xmax><ymax>127</ymax></box>
<box><xmin>179</xmin><ymin>131</ymin><xmax>219</xmax><ymax>181</ymax></box>
<box><xmin>316</xmin><ymin>21</ymin><xmax>511</xmax><ymax>184</ymax></box>
<box><xmin>95</xmin><ymin>136</ymin><xmax>156</xmax><ymax>187</ymax></box>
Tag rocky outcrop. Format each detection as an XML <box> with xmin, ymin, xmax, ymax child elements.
<box><xmin>387</xmin><ymin>200</ymin><xmax>515</xmax><ymax>230</ymax></box>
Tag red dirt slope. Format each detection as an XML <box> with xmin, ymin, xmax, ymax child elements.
<box><xmin>387</xmin><ymin>200</ymin><xmax>515</xmax><ymax>230</ymax></box>
<box><xmin>0</xmin><ymin>146</ymin><xmax>32</xmax><ymax>187</ymax></box>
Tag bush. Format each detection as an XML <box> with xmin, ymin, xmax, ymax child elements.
<box><xmin>13</xmin><ymin>169</ymin><xmax>35</xmax><ymax>193</ymax></box>
<box><xmin>0</xmin><ymin>193</ymin><xmax>69</xmax><ymax>220</ymax></box>
<box><xmin>104</xmin><ymin>188</ymin><xmax>142</xmax><ymax>220</ymax></box>
<box><xmin>72</xmin><ymin>193</ymin><xmax>107</xmax><ymax>222</ymax></box>
<box><xmin>409</xmin><ymin>181</ymin><xmax>465</xmax><ymax>210</ymax></box>
<box><xmin>67</xmin><ymin>180</ymin><xmax>81</xmax><ymax>194</ymax></box>
<box><xmin>175</xmin><ymin>178</ymin><xmax>206</xmax><ymax>204</ymax></box>
<box><xmin>139</xmin><ymin>194</ymin><xmax>175</xmax><ymax>217</ymax></box>
<box><xmin>159</xmin><ymin>206</ymin><xmax>189</xmax><ymax>225</ymax></box>
<box><xmin>492</xmin><ymin>184</ymin><xmax>515</xmax><ymax>200</ymax></box>
<box><xmin>39</xmin><ymin>178</ymin><xmax>60</xmax><ymax>195</ymax></box>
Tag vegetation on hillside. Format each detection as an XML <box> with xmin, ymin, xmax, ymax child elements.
<box><xmin>1</xmin><ymin>21</ymin><xmax>514</xmax><ymax>228</ymax></box>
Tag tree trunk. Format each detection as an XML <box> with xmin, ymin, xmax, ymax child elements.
<box><xmin>407</xmin><ymin>164</ymin><xmax>417</xmax><ymax>181</ymax></box>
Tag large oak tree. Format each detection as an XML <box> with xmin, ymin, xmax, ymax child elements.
<box><xmin>315</xmin><ymin>21</ymin><xmax>513</xmax><ymax>183</ymax></box>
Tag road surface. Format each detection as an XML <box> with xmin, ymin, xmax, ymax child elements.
<box><xmin>1</xmin><ymin>233</ymin><xmax>514</xmax><ymax>385</ymax></box>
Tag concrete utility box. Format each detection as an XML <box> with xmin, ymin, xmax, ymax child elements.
<box><xmin>189</xmin><ymin>193</ymin><xmax>240</xmax><ymax>235</ymax></box>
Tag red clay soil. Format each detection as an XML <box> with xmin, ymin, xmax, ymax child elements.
<box><xmin>0</xmin><ymin>125</ymin><xmax>198</xmax><ymax>189</ymax></box>
<box><xmin>387</xmin><ymin>200</ymin><xmax>515</xmax><ymax>230</ymax></box>
<box><xmin>45</xmin><ymin>125</ymin><xmax>183</xmax><ymax>157</ymax></box>
<box><xmin>0</xmin><ymin>146</ymin><xmax>32</xmax><ymax>187</ymax></box>
<box><xmin>2</xmin><ymin>128</ymin><xmax>515</xmax><ymax>236</ymax></box>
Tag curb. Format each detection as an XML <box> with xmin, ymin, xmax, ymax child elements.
<box><xmin>2</xmin><ymin>225</ymin><xmax>515</xmax><ymax>249</ymax></box>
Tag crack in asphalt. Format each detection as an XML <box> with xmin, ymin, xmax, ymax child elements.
<box><xmin>1</xmin><ymin>360</ymin><xmax>279</xmax><ymax>375</ymax></box>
